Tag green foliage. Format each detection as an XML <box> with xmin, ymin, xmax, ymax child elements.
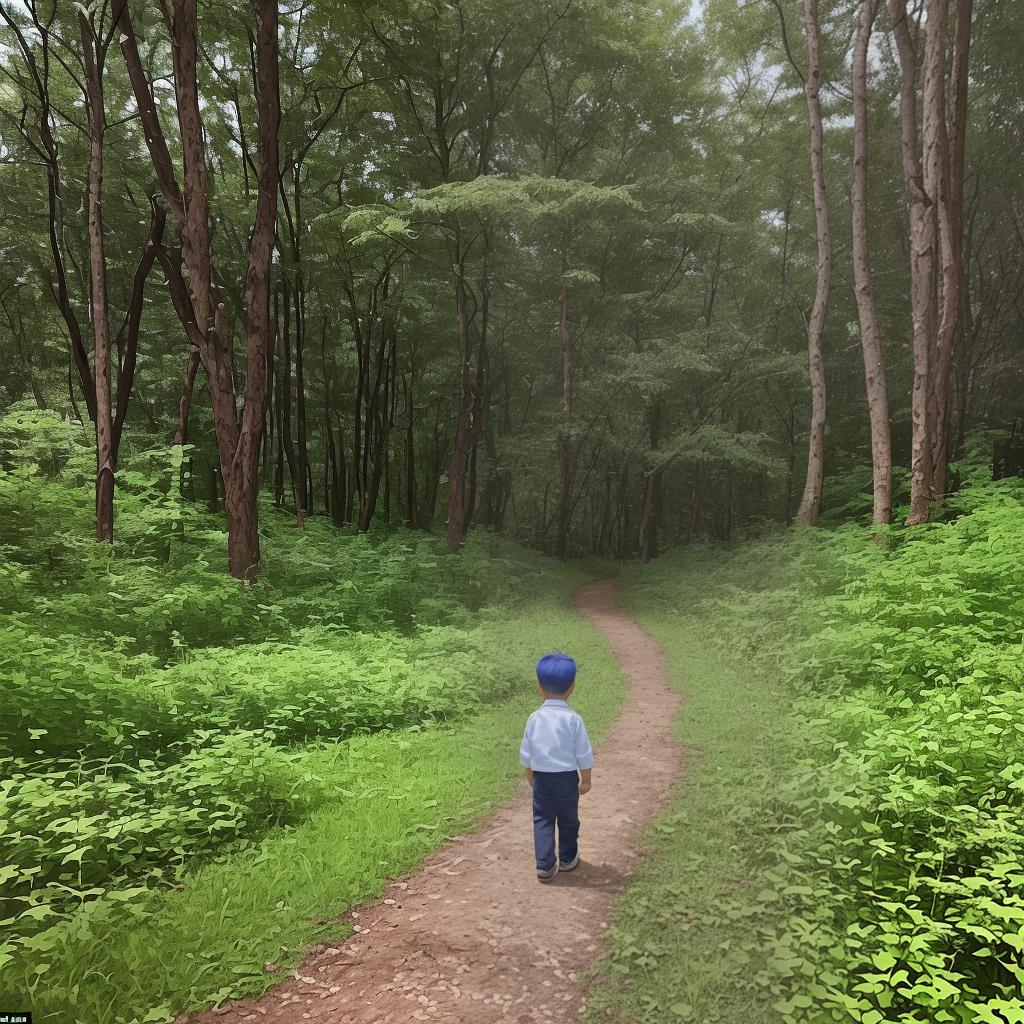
<box><xmin>0</xmin><ymin>732</ymin><xmax>313</xmax><ymax>973</ymax></box>
<box><xmin>762</xmin><ymin>479</ymin><xmax>1024</xmax><ymax>1024</ymax></box>
<box><xmin>594</xmin><ymin>474</ymin><xmax>1024</xmax><ymax>1023</ymax></box>
<box><xmin>0</xmin><ymin>431</ymin><xmax>608</xmax><ymax>1015</ymax></box>
<box><xmin>3</xmin><ymin>573</ymin><xmax>626</xmax><ymax>1024</ymax></box>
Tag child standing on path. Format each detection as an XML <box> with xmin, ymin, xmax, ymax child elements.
<box><xmin>519</xmin><ymin>653</ymin><xmax>594</xmax><ymax>882</ymax></box>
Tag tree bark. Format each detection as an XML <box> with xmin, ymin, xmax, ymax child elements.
<box><xmin>890</xmin><ymin>0</ymin><xmax>937</xmax><ymax>524</ymax></box>
<box><xmin>929</xmin><ymin>0</ymin><xmax>973</xmax><ymax>499</ymax></box>
<box><xmin>445</xmin><ymin>257</ymin><xmax>472</xmax><ymax>551</ymax></box>
<box><xmin>464</xmin><ymin>272</ymin><xmax>490</xmax><ymax>533</ymax></box>
<box><xmin>119</xmin><ymin>0</ymin><xmax>278</xmax><ymax>577</ymax></box>
<box><xmin>638</xmin><ymin>399</ymin><xmax>662</xmax><ymax>561</ymax></box>
<box><xmin>919</xmin><ymin>0</ymin><xmax>952</xmax><ymax>513</ymax></box>
<box><xmin>554</xmin><ymin>280</ymin><xmax>575</xmax><ymax>558</ymax></box>
<box><xmin>405</xmin><ymin>369</ymin><xmax>418</xmax><ymax>528</ymax></box>
<box><xmin>280</xmin><ymin>275</ymin><xmax>302</xmax><ymax>525</ymax></box>
<box><xmin>794</xmin><ymin>0</ymin><xmax>832</xmax><ymax>526</ymax></box>
<box><xmin>173</xmin><ymin>349</ymin><xmax>202</xmax><ymax>445</ymax></box>
<box><xmin>851</xmin><ymin>0</ymin><xmax>893</xmax><ymax>524</ymax></box>
<box><xmin>687</xmin><ymin>463</ymin><xmax>701</xmax><ymax>543</ymax></box>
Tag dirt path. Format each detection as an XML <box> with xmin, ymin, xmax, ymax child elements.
<box><xmin>194</xmin><ymin>579</ymin><xmax>682</xmax><ymax>1024</ymax></box>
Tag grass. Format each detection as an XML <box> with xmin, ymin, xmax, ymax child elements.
<box><xmin>584</xmin><ymin>559</ymin><xmax>798</xmax><ymax>1024</ymax></box>
<box><xmin>23</xmin><ymin>588</ymin><xmax>626</xmax><ymax>1024</ymax></box>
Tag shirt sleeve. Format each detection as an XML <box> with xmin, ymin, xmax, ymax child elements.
<box><xmin>574</xmin><ymin>715</ymin><xmax>594</xmax><ymax>769</ymax></box>
<box><xmin>519</xmin><ymin>716</ymin><xmax>533</xmax><ymax>767</ymax></box>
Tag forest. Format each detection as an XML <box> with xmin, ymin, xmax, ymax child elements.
<box><xmin>0</xmin><ymin>0</ymin><xmax>1022</xmax><ymax>1022</ymax></box>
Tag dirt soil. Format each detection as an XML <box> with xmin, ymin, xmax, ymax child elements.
<box><xmin>192</xmin><ymin>578</ymin><xmax>683</xmax><ymax>1024</ymax></box>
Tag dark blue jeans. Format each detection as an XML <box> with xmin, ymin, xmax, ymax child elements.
<box><xmin>532</xmin><ymin>770</ymin><xmax>580</xmax><ymax>871</ymax></box>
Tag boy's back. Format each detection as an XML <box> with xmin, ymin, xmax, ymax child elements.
<box><xmin>520</xmin><ymin>699</ymin><xmax>592</xmax><ymax>773</ymax></box>
<box><xmin>520</xmin><ymin>653</ymin><xmax>593</xmax><ymax>882</ymax></box>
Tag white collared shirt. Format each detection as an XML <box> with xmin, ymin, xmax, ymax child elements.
<box><xmin>519</xmin><ymin>699</ymin><xmax>594</xmax><ymax>772</ymax></box>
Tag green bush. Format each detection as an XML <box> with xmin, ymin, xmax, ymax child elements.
<box><xmin>0</xmin><ymin>731</ymin><xmax>315</xmax><ymax>974</ymax></box>
<box><xmin>612</xmin><ymin>475</ymin><xmax>1024</xmax><ymax>1024</ymax></box>
<box><xmin>0</xmin><ymin>412</ymin><xmax>579</xmax><ymax>1005</ymax></box>
<box><xmin>762</xmin><ymin>480</ymin><xmax>1024</xmax><ymax>1023</ymax></box>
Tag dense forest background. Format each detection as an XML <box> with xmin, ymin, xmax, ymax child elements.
<box><xmin>3</xmin><ymin>2</ymin><xmax>1024</xmax><ymax>1024</ymax></box>
<box><xmin>1</xmin><ymin>0</ymin><xmax>1020</xmax><ymax>572</ymax></box>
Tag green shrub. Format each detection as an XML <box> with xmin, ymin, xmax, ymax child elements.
<box><xmin>610</xmin><ymin>476</ymin><xmax>1024</xmax><ymax>1024</ymax></box>
<box><xmin>0</xmin><ymin>414</ymin><xmax>586</xmax><ymax>1011</ymax></box>
<box><xmin>0</xmin><ymin>731</ymin><xmax>316</xmax><ymax>975</ymax></box>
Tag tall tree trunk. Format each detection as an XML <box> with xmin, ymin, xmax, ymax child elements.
<box><xmin>174</xmin><ymin>349</ymin><xmax>202</xmax><ymax>445</ymax></box>
<box><xmin>687</xmin><ymin>463</ymin><xmax>701</xmax><ymax>543</ymax></box>
<box><xmin>118</xmin><ymin>0</ymin><xmax>278</xmax><ymax>578</ymax></box>
<box><xmin>445</xmin><ymin>257</ymin><xmax>472</xmax><ymax>551</ymax></box>
<box><xmin>851</xmin><ymin>0</ymin><xmax>893</xmax><ymax>524</ymax></box>
<box><xmin>554</xmin><ymin>280</ymin><xmax>575</xmax><ymax>558</ymax></box>
<box><xmin>294</xmin><ymin>270</ymin><xmax>309</xmax><ymax>516</ymax></box>
<box><xmin>405</xmin><ymin>370</ymin><xmax>418</xmax><ymax>528</ymax></box>
<box><xmin>920</xmin><ymin>0</ymin><xmax>952</xmax><ymax>513</ymax></box>
<box><xmin>273</xmin><ymin>284</ymin><xmax>286</xmax><ymax>506</ymax></box>
<box><xmin>465</xmin><ymin>251</ymin><xmax>491</xmax><ymax>534</ymax></box>
<box><xmin>638</xmin><ymin>399</ymin><xmax>662</xmax><ymax>561</ymax></box>
<box><xmin>280</xmin><ymin>275</ymin><xmax>301</xmax><ymax>527</ymax></box>
<box><xmin>929</xmin><ymin>0</ymin><xmax>973</xmax><ymax>499</ymax></box>
<box><xmin>890</xmin><ymin>0</ymin><xmax>937</xmax><ymax>524</ymax></box>
<box><xmin>80</xmin><ymin>15</ymin><xmax>115</xmax><ymax>542</ymax></box>
<box><xmin>795</xmin><ymin>0</ymin><xmax>833</xmax><ymax>526</ymax></box>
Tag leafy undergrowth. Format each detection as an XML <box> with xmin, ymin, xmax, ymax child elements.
<box><xmin>591</xmin><ymin>471</ymin><xmax>1024</xmax><ymax>1024</ymax></box>
<box><xmin>0</xmin><ymin>408</ymin><xmax>626</xmax><ymax>1023</ymax></box>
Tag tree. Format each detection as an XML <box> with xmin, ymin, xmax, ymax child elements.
<box><xmin>851</xmin><ymin>0</ymin><xmax>892</xmax><ymax>525</ymax></box>
<box><xmin>793</xmin><ymin>0</ymin><xmax>832</xmax><ymax>526</ymax></box>
<box><xmin>118</xmin><ymin>0</ymin><xmax>280</xmax><ymax>577</ymax></box>
<box><xmin>928</xmin><ymin>0</ymin><xmax>973</xmax><ymax>500</ymax></box>
<box><xmin>889</xmin><ymin>0</ymin><xmax>974</xmax><ymax>523</ymax></box>
<box><xmin>0</xmin><ymin>0</ymin><xmax>165</xmax><ymax>541</ymax></box>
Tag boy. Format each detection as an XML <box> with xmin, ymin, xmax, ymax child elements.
<box><xmin>519</xmin><ymin>652</ymin><xmax>594</xmax><ymax>882</ymax></box>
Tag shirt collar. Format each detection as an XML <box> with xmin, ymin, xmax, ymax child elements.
<box><xmin>542</xmin><ymin>699</ymin><xmax>569</xmax><ymax>707</ymax></box>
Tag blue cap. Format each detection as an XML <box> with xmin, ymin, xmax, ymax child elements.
<box><xmin>536</xmin><ymin>652</ymin><xmax>577</xmax><ymax>693</ymax></box>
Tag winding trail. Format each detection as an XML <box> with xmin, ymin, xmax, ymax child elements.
<box><xmin>194</xmin><ymin>579</ymin><xmax>682</xmax><ymax>1024</ymax></box>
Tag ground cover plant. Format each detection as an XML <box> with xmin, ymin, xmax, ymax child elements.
<box><xmin>0</xmin><ymin>419</ymin><xmax>626</xmax><ymax>1022</ymax></box>
<box><xmin>591</xmin><ymin>471</ymin><xmax>1024</xmax><ymax>1024</ymax></box>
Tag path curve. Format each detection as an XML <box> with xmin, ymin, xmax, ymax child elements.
<box><xmin>193</xmin><ymin>579</ymin><xmax>682</xmax><ymax>1024</ymax></box>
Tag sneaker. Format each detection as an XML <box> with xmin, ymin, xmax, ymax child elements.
<box><xmin>537</xmin><ymin>864</ymin><xmax>558</xmax><ymax>883</ymax></box>
<box><xmin>559</xmin><ymin>855</ymin><xmax>580</xmax><ymax>872</ymax></box>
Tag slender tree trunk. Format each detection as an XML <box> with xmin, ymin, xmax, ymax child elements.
<box><xmin>174</xmin><ymin>349</ymin><xmax>202</xmax><ymax>445</ymax></box>
<box><xmin>890</xmin><ymin>0</ymin><xmax>937</xmax><ymax>524</ymax></box>
<box><xmin>687</xmin><ymin>463</ymin><xmax>701</xmax><ymax>543</ymax></box>
<box><xmin>405</xmin><ymin>371</ymin><xmax>417</xmax><ymax>528</ymax></box>
<box><xmin>851</xmin><ymin>0</ymin><xmax>893</xmax><ymax>524</ymax></box>
<box><xmin>294</xmin><ymin>269</ymin><xmax>309</xmax><ymax>515</ymax></box>
<box><xmin>80</xmin><ymin>16</ymin><xmax>115</xmax><ymax>542</ymax></box>
<box><xmin>118</xmin><ymin>0</ymin><xmax>278</xmax><ymax>578</ymax></box>
<box><xmin>465</xmin><ymin>254</ymin><xmax>491</xmax><ymax>533</ymax></box>
<box><xmin>639</xmin><ymin>399</ymin><xmax>662</xmax><ymax>561</ymax></box>
<box><xmin>273</xmin><ymin>286</ymin><xmax>286</xmax><ymax>507</ymax></box>
<box><xmin>920</xmin><ymin>0</ymin><xmax>952</xmax><ymax>512</ymax></box>
<box><xmin>327</xmin><ymin>417</ymin><xmax>343</xmax><ymax>526</ymax></box>
<box><xmin>280</xmin><ymin>275</ymin><xmax>301</xmax><ymax>526</ymax></box>
<box><xmin>795</xmin><ymin>0</ymin><xmax>832</xmax><ymax>526</ymax></box>
<box><xmin>445</xmin><ymin>258</ymin><xmax>472</xmax><ymax>551</ymax></box>
<box><xmin>929</xmin><ymin>0</ymin><xmax>972</xmax><ymax>499</ymax></box>
<box><xmin>554</xmin><ymin>280</ymin><xmax>575</xmax><ymax>558</ymax></box>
